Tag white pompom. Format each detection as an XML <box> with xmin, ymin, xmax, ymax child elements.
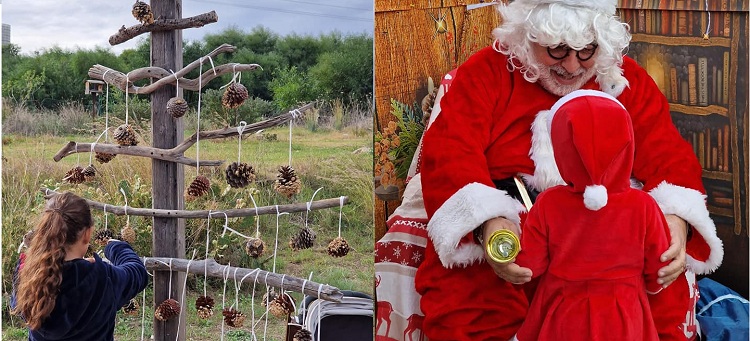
<box><xmin>583</xmin><ymin>185</ymin><xmax>608</xmax><ymax>211</ymax></box>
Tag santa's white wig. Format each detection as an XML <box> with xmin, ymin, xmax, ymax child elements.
<box><xmin>492</xmin><ymin>0</ymin><xmax>631</xmax><ymax>96</ymax></box>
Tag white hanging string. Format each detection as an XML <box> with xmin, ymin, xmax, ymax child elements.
<box><xmin>218</xmin><ymin>211</ymin><xmax>252</xmax><ymax>239</ymax></box>
<box><xmin>125</xmin><ymin>73</ymin><xmax>130</xmax><ymax>126</ymax></box>
<box><xmin>338</xmin><ymin>196</ymin><xmax>345</xmax><ymax>238</ymax></box>
<box><xmin>304</xmin><ymin>187</ymin><xmax>324</xmax><ymax>229</ymax></box>
<box><xmin>220</xmin><ymin>264</ymin><xmax>231</xmax><ymax>341</ymax></box>
<box><xmin>219</xmin><ymin>63</ymin><xmax>242</xmax><ymax>89</ymax></box>
<box><xmin>237</xmin><ymin>121</ymin><xmax>247</xmax><ymax>163</ymax></box>
<box><xmin>100</xmin><ymin>204</ymin><xmax>107</xmax><ymax>231</ymax></box>
<box><xmin>140</xmin><ymin>257</ymin><xmax>148</xmax><ymax>341</ymax></box>
<box><xmin>169</xmin><ymin>69</ymin><xmax>179</xmax><ymax>96</ymax></box>
<box><xmin>196</xmin><ymin>56</ymin><xmax>218</xmax><ymax>173</ymax></box>
<box><xmin>287</xmin><ymin>116</ymin><xmax>294</xmax><ymax>166</ymax></box>
<box><xmin>251</xmin><ymin>270</ymin><xmax>261</xmax><ymax>336</ymax></box>
<box><xmin>120</xmin><ymin>188</ymin><xmax>130</xmax><ymax>230</ymax></box>
<box><xmin>263</xmin><ymin>272</ymin><xmax>271</xmax><ymax>341</ymax></box>
<box><xmin>167</xmin><ymin>258</ymin><xmax>174</xmax><ymax>300</ymax></box>
<box><xmin>249</xmin><ymin>192</ymin><xmax>261</xmax><ymax>238</ymax></box>
<box><xmin>272</xmin><ymin>205</ymin><xmax>290</xmax><ymax>273</ymax></box>
<box><xmin>177</xmin><ymin>250</ymin><xmax>197</xmax><ymax>341</ymax></box>
<box><xmin>88</xmin><ymin>143</ymin><xmax>96</xmax><ymax>165</ymax></box>
<box><xmin>204</xmin><ymin>210</ymin><xmax>213</xmax><ymax>297</ymax></box>
<box><xmin>102</xmin><ymin>70</ymin><xmax>110</xmax><ymax>142</ymax></box>
<box><xmin>75</xmin><ymin>143</ymin><xmax>80</xmax><ymax>166</ymax></box>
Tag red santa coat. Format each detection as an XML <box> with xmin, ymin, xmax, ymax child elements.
<box><xmin>416</xmin><ymin>46</ymin><xmax>722</xmax><ymax>340</ymax></box>
<box><xmin>514</xmin><ymin>91</ymin><xmax>686</xmax><ymax>341</ymax></box>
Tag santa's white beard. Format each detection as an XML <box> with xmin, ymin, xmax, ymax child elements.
<box><xmin>537</xmin><ymin>64</ymin><xmax>597</xmax><ymax>96</ymax></box>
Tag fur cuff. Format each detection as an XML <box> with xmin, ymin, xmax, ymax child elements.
<box><xmin>428</xmin><ymin>183</ymin><xmax>526</xmax><ymax>268</ymax></box>
<box><xmin>649</xmin><ymin>181</ymin><xmax>724</xmax><ymax>274</ymax></box>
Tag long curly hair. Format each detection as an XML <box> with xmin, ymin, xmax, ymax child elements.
<box><xmin>12</xmin><ymin>192</ymin><xmax>93</xmax><ymax>330</ymax></box>
<box><xmin>491</xmin><ymin>2</ymin><xmax>631</xmax><ymax>95</ymax></box>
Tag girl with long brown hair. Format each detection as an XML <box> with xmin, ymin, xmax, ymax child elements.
<box><xmin>11</xmin><ymin>191</ymin><xmax>148</xmax><ymax>340</ymax></box>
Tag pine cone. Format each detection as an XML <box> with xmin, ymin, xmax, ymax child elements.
<box><xmin>120</xmin><ymin>224</ymin><xmax>136</xmax><ymax>244</ymax></box>
<box><xmin>95</xmin><ymin>151</ymin><xmax>117</xmax><ymax>164</ymax></box>
<box><xmin>327</xmin><ymin>236</ymin><xmax>350</xmax><ymax>257</ymax></box>
<box><xmin>154</xmin><ymin>298</ymin><xmax>181</xmax><ymax>321</ymax></box>
<box><xmin>195</xmin><ymin>295</ymin><xmax>215</xmax><ymax>319</ymax></box>
<box><xmin>274</xmin><ymin>165</ymin><xmax>301</xmax><ymax>198</ymax></box>
<box><xmin>225</xmin><ymin>162</ymin><xmax>256</xmax><ymax>188</ymax></box>
<box><xmin>421</xmin><ymin>88</ymin><xmax>438</xmax><ymax>126</ymax></box>
<box><xmin>261</xmin><ymin>288</ymin><xmax>278</xmax><ymax>307</ymax></box>
<box><xmin>222</xmin><ymin>307</ymin><xmax>246</xmax><ymax>328</ymax></box>
<box><xmin>244</xmin><ymin>237</ymin><xmax>265</xmax><ymax>258</ymax></box>
<box><xmin>166</xmin><ymin>97</ymin><xmax>188</xmax><ymax>118</ymax></box>
<box><xmin>122</xmin><ymin>298</ymin><xmax>140</xmax><ymax>317</ymax></box>
<box><xmin>269</xmin><ymin>292</ymin><xmax>295</xmax><ymax>318</ymax></box>
<box><xmin>82</xmin><ymin>164</ymin><xmax>97</xmax><ymax>182</ymax></box>
<box><xmin>94</xmin><ymin>229</ymin><xmax>116</xmax><ymax>247</ymax></box>
<box><xmin>113</xmin><ymin>124</ymin><xmax>138</xmax><ymax>146</ymax></box>
<box><xmin>221</xmin><ymin>82</ymin><xmax>249</xmax><ymax>109</ymax></box>
<box><xmin>186</xmin><ymin>175</ymin><xmax>210</xmax><ymax>199</ymax></box>
<box><xmin>63</xmin><ymin>166</ymin><xmax>86</xmax><ymax>184</ymax></box>
<box><xmin>22</xmin><ymin>229</ymin><xmax>35</xmax><ymax>248</ymax></box>
<box><xmin>289</xmin><ymin>227</ymin><xmax>315</xmax><ymax>251</ymax></box>
<box><xmin>132</xmin><ymin>1</ymin><xmax>154</xmax><ymax>25</ymax></box>
<box><xmin>293</xmin><ymin>329</ymin><xmax>313</xmax><ymax>341</ymax></box>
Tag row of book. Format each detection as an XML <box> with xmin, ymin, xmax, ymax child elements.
<box><xmin>676</xmin><ymin>125</ymin><xmax>731</xmax><ymax>173</ymax></box>
<box><xmin>628</xmin><ymin>43</ymin><xmax>731</xmax><ymax>107</ymax></box>
<box><xmin>704</xmin><ymin>181</ymin><xmax>734</xmax><ymax>209</ymax></box>
<box><xmin>618</xmin><ymin>0</ymin><xmax>746</xmax><ymax>12</ymax></box>
<box><xmin>619</xmin><ymin>8</ymin><xmax>733</xmax><ymax>37</ymax></box>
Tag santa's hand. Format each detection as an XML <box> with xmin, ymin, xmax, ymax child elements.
<box><xmin>481</xmin><ymin>217</ymin><xmax>532</xmax><ymax>284</ymax></box>
<box><xmin>658</xmin><ymin>214</ymin><xmax>688</xmax><ymax>287</ymax></box>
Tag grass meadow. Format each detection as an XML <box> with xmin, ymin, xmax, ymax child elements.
<box><xmin>1</xmin><ymin>103</ymin><xmax>374</xmax><ymax>340</ymax></box>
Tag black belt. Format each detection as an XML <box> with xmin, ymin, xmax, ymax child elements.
<box><xmin>493</xmin><ymin>177</ymin><xmax>539</xmax><ymax>205</ymax></box>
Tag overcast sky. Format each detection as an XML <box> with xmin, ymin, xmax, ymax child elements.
<box><xmin>1</xmin><ymin>0</ymin><xmax>373</xmax><ymax>55</ymax></box>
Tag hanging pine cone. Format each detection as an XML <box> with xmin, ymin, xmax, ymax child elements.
<box><xmin>186</xmin><ymin>175</ymin><xmax>211</xmax><ymax>199</ymax></box>
<box><xmin>261</xmin><ymin>288</ymin><xmax>278</xmax><ymax>307</ymax></box>
<box><xmin>195</xmin><ymin>295</ymin><xmax>215</xmax><ymax>319</ymax></box>
<box><xmin>82</xmin><ymin>164</ymin><xmax>97</xmax><ymax>182</ymax></box>
<box><xmin>244</xmin><ymin>237</ymin><xmax>265</xmax><ymax>258</ymax></box>
<box><xmin>222</xmin><ymin>307</ymin><xmax>246</xmax><ymax>327</ymax></box>
<box><xmin>154</xmin><ymin>298</ymin><xmax>181</xmax><ymax>321</ymax></box>
<box><xmin>274</xmin><ymin>165</ymin><xmax>301</xmax><ymax>198</ymax></box>
<box><xmin>122</xmin><ymin>298</ymin><xmax>140</xmax><ymax>317</ymax></box>
<box><xmin>221</xmin><ymin>82</ymin><xmax>249</xmax><ymax>109</ymax></box>
<box><xmin>327</xmin><ymin>236</ymin><xmax>350</xmax><ymax>257</ymax></box>
<box><xmin>289</xmin><ymin>227</ymin><xmax>316</xmax><ymax>251</ymax></box>
<box><xmin>63</xmin><ymin>166</ymin><xmax>86</xmax><ymax>184</ymax></box>
<box><xmin>132</xmin><ymin>1</ymin><xmax>154</xmax><ymax>25</ymax></box>
<box><xmin>166</xmin><ymin>97</ymin><xmax>188</xmax><ymax>118</ymax></box>
<box><xmin>269</xmin><ymin>292</ymin><xmax>295</xmax><ymax>318</ymax></box>
<box><xmin>225</xmin><ymin>162</ymin><xmax>256</xmax><ymax>188</ymax></box>
<box><xmin>94</xmin><ymin>229</ymin><xmax>116</xmax><ymax>247</ymax></box>
<box><xmin>95</xmin><ymin>151</ymin><xmax>117</xmax><ymax>164</ymax></box>
<box><xmin>120</xmin><ymin>223</ymin><xmax>136</xmax><ymax>244</ymax></box>
<box><xmin>113</xmin><ymin>124</ymin><xmax>138</xmax><ymax>146</ymax></box>
<box><xmin>293</xmin><ymin>329</ymin><xmax>313</xmax><ymax>341</ymax></box>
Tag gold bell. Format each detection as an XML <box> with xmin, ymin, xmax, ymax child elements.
<box><xmin>486</xmin><ymin>229</ymin><xmax>520</xmax><ymax>263</ymax></box>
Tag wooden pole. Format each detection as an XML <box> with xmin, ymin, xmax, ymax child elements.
<box><xmin>151</xmin><ymin>0</ymin><xmax>184</xmax><ymax>339</ymax></box>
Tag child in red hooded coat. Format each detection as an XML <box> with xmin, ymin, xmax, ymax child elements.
<box><xmin>514</xmin><ymin>90</ymin><xmax>690</xmax><ymax>341</ymax></box>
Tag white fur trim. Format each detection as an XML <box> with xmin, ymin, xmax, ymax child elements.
<box><xmin>528</xmin><ymin>110</ymin><xmax>565</xmax><ymax>192</ymax></box>
<box><xmin>546</xmin><ymin>89</ymin><xmax>625</xmax><ymax>133</ymax></box>
<box><xmin>428</xmin><ymin>183</ymin><xmax>526</xmax><ymax>268</ymax></box>
<box><xmin>599</xmin><ymin>71</ymin><xmax>629</xmax><ymax>97</ymax></box>
<box><xmin>584</xmin><ymin>184</ymin><xmax>608</xmax><ymax>210</ymax></box>
<box><xmin>516</xmin><ymin>0</ymin><xmax>617</xmax><ymax>15</ymax></box>
<box><xmin>649</xmin><ymin>181</ymin><xmax>724</xmax><ymax>274</ymax></box>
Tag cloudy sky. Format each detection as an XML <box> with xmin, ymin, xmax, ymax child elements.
<box><xmin>2</xmin><ymin>0</ymin><xmax>373</xmax><ymax>55</ymax></box>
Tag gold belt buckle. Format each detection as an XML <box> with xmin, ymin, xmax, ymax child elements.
<box><xmin>486</xmin><ymin>229</ymin><xmax>520</xmax><ymax>263</ymax></box>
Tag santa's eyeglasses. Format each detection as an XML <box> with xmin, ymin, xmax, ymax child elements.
<box><xmin>547</xmin><ymin>44</ymin><xmax>598</xmax><ymax>61</ymax></box>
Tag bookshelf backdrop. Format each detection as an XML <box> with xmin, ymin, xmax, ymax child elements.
<box><xmin>618</xmin><ymin>0</ymin><xmax>748</xmax><ymax>296</ymax></box>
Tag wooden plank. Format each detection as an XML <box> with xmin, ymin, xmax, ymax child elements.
<box><xmin>151</xmin><ymin>1</ymin><xmax>185</xmax><ymax>340</ymax></box>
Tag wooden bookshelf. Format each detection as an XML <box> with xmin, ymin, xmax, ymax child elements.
<box><xmin>620</xmin><ymin>0</ymin><xmax>748</xmax><ymax>295</ymax></box>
